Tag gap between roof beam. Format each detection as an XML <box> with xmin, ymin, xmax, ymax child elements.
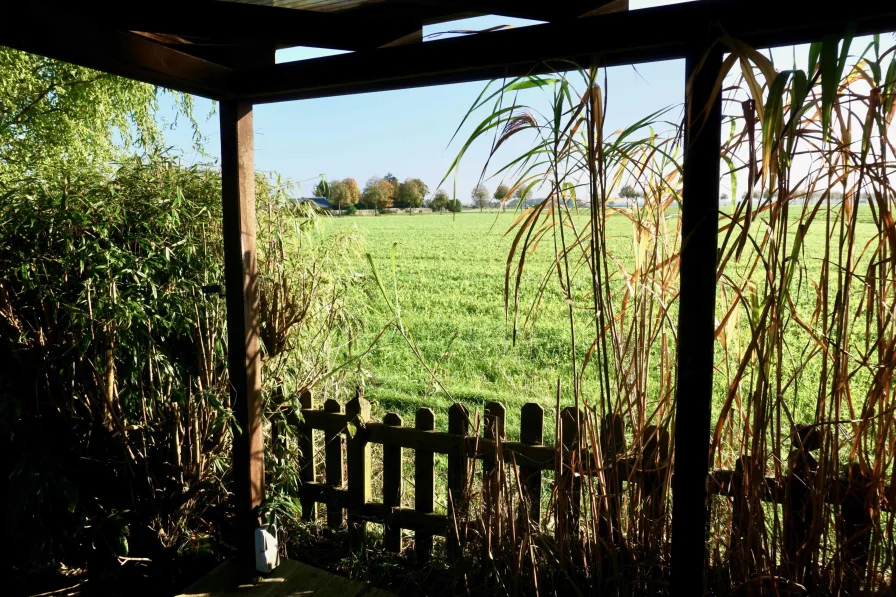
<box><xmin>389</xmin><ymin>0</ymin><xmax>625</xmax><ymax>21</ymax></box>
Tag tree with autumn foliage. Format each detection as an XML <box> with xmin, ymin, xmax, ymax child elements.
<box><xmin>329</xmin><ymin>178</ymin><xmax>360</xmax><ymax>213</ymax></box>
<box><xmin>363</xmin><ymin>176</ymin><xmax>394</xmax><ymax>211</ymax></box>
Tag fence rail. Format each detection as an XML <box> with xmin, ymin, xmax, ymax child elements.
<box><xmin>283</xmin><ymin>392</ymin><xmax>894</xmax><ymax>564</ymax></box>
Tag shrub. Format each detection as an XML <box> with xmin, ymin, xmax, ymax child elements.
<box><xmin>1</xmin><ymin>156</ymin><xmax>229</xmax><ymax>578</ymax></box>
<box><xmin>0</xmin><ymin>156</ymin><xmax>362</xmax><ymax>586</ymax></box>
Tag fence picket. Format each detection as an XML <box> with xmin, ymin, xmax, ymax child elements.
<box><xmin>415</xmin><ymin>408</ymin><xmax>435</xmax><ymax>563</ymax></box>
<box><xmin>643</xmin><ymin>425</ymin><xmax>669</xmax><ymax>521</ymax></box>
<box><xmin>346</xmin><ymin>395</ymin><xmax>371</xmax><ymax>550</ymax></box>
<box><xmin>482</xmin><ymin>401</ymin><xmax>505</xmax><ymax>566</ymax></box>
<box><xmin>728</xmin><ymin>454</ymin><xmax>753</xmax><ymax>579</ymax></box>
<box><xmin>323</xmin><ymin>398</ymin><xmax>344</xmax><ymax>530</ymax></box>
<box><xmin>599</xmin><ymin>414</ymin><xmax>625</xmax><ymax>546</ymax></box>
<box><xmin>785</xmin><ymin>425</ymin><xmax>820</xmax><ymax>586</ymax></box>
<box><xmin>298</xmin><ymin>389</ymin><xmax>317</xmax><ymax>522</ymax></box>
<box><xmin>383</xmin><ymin>412</ymin><xmax>403</xmax><ymax>553</ymax></box>
<box><xmin>840</xmin><ymin>462</ymin><xmax>871</xmax><ymax>591</ymax></box>
<box><xmin>559</xmin><ymin>407</ymin><xmax>582</xmax><ymax>540</ymax></box>
<box><xmin>642</xmin><ymin>424</ymin><xmax>669</xmax><ymax>557</ymax></box>
<box><xmin>447</xmin><ymin>403</ymin><xmax>469</xmax><ymax>560</ymax></box>
<box><xmin>519</xmin><ymin>403</ymin><xmax>544</xmax><ymax>530</ymax></box>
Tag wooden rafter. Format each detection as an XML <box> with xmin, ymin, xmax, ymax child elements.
<box><xmin>2</xmin><ymin>4</ymin><xmax>233</xmax><ymax>99</ymax></box>
<box><xmin>233</xmin><ymin>0</ymin><xmax>896</xmax><ymax>104</ymax></box>
<box><xmin>41</xmin><ymin>0</ymin><xmax>423</xmax><ymax>52</ymax></box>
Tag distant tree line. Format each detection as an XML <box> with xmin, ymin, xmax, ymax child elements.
<box><xmin>471</xmin><ymin>182</ymin><xmax>530</xmax><ymax>211</ymax></box>
<box><xmin>314</xmin><ymin>172</ymin><xmax>434</xmax><ymax>213</ymax></box>
<box><xmin>739</xmin><ymin>189</ymin><xmax>873</xmax><ymax>202</ymax></box>
<box><xmin>313</xmin><ymin>172</ymin><xmax>470</xmax><ymax>214</ymax></box>
<box><xmin>312</xmin><ymin>175</ymin><xmax>537</xmax><ymax>214</ymax></box>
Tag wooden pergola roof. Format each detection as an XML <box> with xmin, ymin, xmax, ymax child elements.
<box><xmin>4</xmin><ymin>1</ymin><xmax>896</xmax><ymax>594</ymax></box>
<box><xmin>5</xmin><ymin>0</ymin><xmax>893</xmax><ymax>102</ymax></box>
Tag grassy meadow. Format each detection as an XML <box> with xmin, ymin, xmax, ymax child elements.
<box><xmin>330</xmin><ymin>210</ymin><xmax>589</xmax><ymax>438</ymax></box>
<box><xmin>324</xmin><ymin>207</ymin><xmax>880</xmax><ymax>442</ymax></box>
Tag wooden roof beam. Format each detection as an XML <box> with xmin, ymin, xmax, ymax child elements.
<box><xmin>234</xmin><ymin>0</ymin><xmax>896</xmax><ymax>104</ymax></box>
<box><xmin>41</xmin><ymin>0</ymin><xmax>423</xmax><ymax>52</ymax></box>
<box><xmin>2</xmin><ymin>4</ymin><xmax>233</xmax><ymax>99</ymax></box>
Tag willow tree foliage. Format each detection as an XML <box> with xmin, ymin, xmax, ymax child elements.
<box><xmin>0</xmin><ymin>48</ymin><xmax>199</xmax><ymax>185</ymax></box>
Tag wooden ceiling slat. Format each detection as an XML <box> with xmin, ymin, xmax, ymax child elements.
<box><xmin>41</xmin><ymin>0</ymin><xmax>422</xmax><ymax>51</ymax></box>
<box><xmin>232</xmin><ymin>0</ymin><xmax>896</xmax><ymax>103</ymax></box>
<box><xmin>4</xmin><ymin>0</ymin><xmax>895</xmax><ymax>103</ymax></box>
<box><xmin>2</xmin><ymin>4</ymin><xmax>234</xmax><ymax>99</ymax></box>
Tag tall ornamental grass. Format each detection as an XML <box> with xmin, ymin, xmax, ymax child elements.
<box><xmin>442</xmin><ymin>30</ymin><xmax>896</xmax><ymax>596</ymax></box>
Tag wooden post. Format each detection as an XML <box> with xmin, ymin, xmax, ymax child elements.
<box><xmin>415</xmin><ymin>408</ymin><xmax>435</xmax><ymax>563</ymax></box>
<box><xmin>324</xmin><ymin>399</ymin><xmax>345</xmax><ymax>530</ymax></box>
<box><xmin>383</xmin><ymin>412</ymin><xmax>403</xmax><ymax>553</ymax></box>
<box><xmin>519</xmin><ymin>403</ymin><xmax>545</xmax><ymax>530</ymax></box>
<box><xmin>482</xmin><ymin>401</ymin><xmax>506</xmax><ymax>567</ymax></box>
<box><xmin>670</xmin><ymin>34</ymin><xmax>722</xmax><ymax>597</ymax></box>
<box><xmin>447</xmin><ymin>403</ymin><xmax>469</xmax><ymax>560</ymax></box>
<box><xmin>220</xmin><ymin>99</ymin><xmax>263</xmax><ymax>575</ymax></box>
<box><xmin>298</xmin><ymin>389</ymin><xmax>317</xmax><ymax>522</ymax></box>
<box><xmin>346</xmin><ymin>395</ymin><xmax>371</xmax><ymax>551</ymax></box>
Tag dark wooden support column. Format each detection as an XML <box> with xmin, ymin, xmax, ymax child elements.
<box><xmin>670</xmin><ymin>35</ymin><xmax>723</xmax><ymax>596</ymax></box>
<box><xmin>220</xmin><ymin>100</ymin><xmax>263</xmax><ymax>576</ymax></box>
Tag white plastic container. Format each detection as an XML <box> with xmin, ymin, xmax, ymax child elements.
<box><xmin>254</xmin><ymin>524</ymin><xmax>280</xmax><ymax>573</ymax></box>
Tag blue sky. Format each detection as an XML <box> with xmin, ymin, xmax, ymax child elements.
<box><xmin>160</xmin><ymin>0</ymin><xmax>694</xmax><ymax>200</ymax></box>
<box><xmin>161</xmin><ymin>0</ymin><xmax>888</xmax><ymax>202</ymax></box>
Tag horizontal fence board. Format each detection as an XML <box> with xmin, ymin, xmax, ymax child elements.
<box><xmin>361</xmin><ymin>503</ymin><xmax>449</xmax><ymax>534</ymax></box>
<box><xmin>302</xmin><ymin>416</ymin><xmax>559</xmax><ymax>468</ymax></box>
<box><xmin>708</xmin><ymin>471</ymin><xmax>893</xmax><ymax>512</ymax></box>
<box><xmin>300</xmin><ymin>481</ymin><xmax>348</xmax><ymax>507</ymax></box>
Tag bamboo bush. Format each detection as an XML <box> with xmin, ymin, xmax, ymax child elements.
<box><xmin>0</xmin><ymin>156</ymin><xmax>362</xmax><ymax>586</ymax></box>
<box><xmin>0</xmin><ymin>158</ymin><xmax>231</xmax><ymax>573</ymax></box>
<box><xmin>258</xmin><ymin>178</ymin><xmax>365</xmax><ymax>523</ymax></box>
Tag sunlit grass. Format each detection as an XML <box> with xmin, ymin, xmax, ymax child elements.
<box><xmin>327</xmin><ymin>208</ymin><xmax>879</xmax><ymax>436</ymax></box>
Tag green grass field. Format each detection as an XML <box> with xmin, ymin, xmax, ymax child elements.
<box><xmin>329</xmin><ymin>211</ymin><xmax>584</xmax><ymax>435</ymax></box>
<box><xmin>326</xmin><ymin>208</ymin><xmax>880</xmax><ymax>440</ymax></box>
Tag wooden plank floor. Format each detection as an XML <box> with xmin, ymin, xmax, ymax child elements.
<box><xmin>177</xmin><ymin>558</ymin><xmax>395</xmax><ymax>597</ymax></box>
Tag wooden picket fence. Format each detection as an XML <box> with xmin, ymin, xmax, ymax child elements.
<box><xmin>283</xmin><ymin>391</ymin><xmax>893</xmax><ymax>577</ymax></box>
